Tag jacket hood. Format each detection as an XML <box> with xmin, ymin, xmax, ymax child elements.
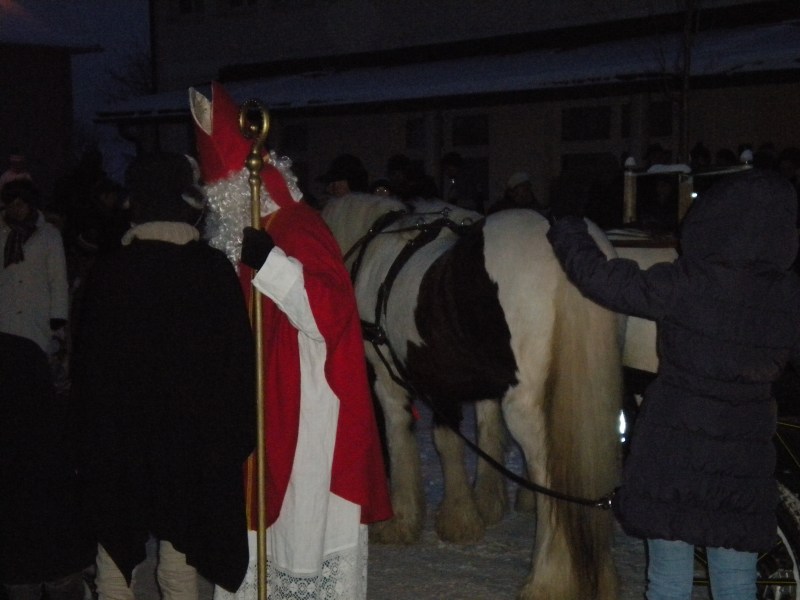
<box><xmin>680</xmin><ymin>168</ymin><xmax>798</xmax><ymax>271</ymax></box>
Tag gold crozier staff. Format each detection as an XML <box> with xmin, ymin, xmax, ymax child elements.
<box><xmin>238</xmin><ymin>100</ymin><xmax>270</xmax><ymax>600</ymax></box>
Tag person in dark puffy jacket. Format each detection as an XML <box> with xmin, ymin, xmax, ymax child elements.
<box><xmin>547</xmin><ymin>168</ymin><xmax>800</xmax><ymax>599</ymax></box>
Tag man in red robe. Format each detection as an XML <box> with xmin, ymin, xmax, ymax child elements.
<box><xmin>190</xmin><ymin>82</ymin><xmax>392</xmax><ymax>600</ymax></box>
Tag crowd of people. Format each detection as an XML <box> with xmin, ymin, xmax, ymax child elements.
<box><xmin>312</xmin><ymin>150</ymin><xmax>551</xmax><ymax>217</ymax></box>
<box><xmin>1</xmin><ymin>130</ymin><xmax>800</xmax><ymax>600</ymax></box>
<box><xmin>311</xmin><ymin>141</ymin><xmax>800</xmax><ymax>240</ymax></box>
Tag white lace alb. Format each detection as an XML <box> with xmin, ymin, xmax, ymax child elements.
<box><xmin>213</xmin><ymin>527</ymin><xmax>368</xmax><ymax>600</ymax></box>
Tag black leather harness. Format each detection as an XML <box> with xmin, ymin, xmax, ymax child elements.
<box><xmin>344</xmin><ymin>209</ymin><xmax>469</xmax><ymax>390</ymax></box>
<box><xmin>341</xmin><ymin>207</ymin><xmax>615</xmax><ymax>509</ymax></box>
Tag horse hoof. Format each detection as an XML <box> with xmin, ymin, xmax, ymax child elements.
<box><xmin>435</xmin><ymin>514</ymin><xmax>485</xmax><ymax>543</ymax></box>
<box><xmin>515</xmin><ymin>580</ymin><xmax>560</xmax><ymax>600</ymax></box>
<box><xmin>369</xmin><ymin>517</ymin><xmax>421</xmax><ymax>545</ymax></box>
<box><xmin>435</xmin><ymin>498</ymin><xmax>485</xmax><ymax>543</ymax></box>
<box><xmin>515</xmin><ymin>560</ymin><xmax>618</xmax><ymax>600</ymax></box>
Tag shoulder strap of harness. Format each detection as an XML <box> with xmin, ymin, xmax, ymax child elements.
<box><xmin>344</xmin><ymin>209</ymin><xmax>406</xmax><ymax>285</ymax></box>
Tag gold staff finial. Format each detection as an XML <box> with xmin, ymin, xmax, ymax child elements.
<box><xmin>239</xmin><ymin>98</ymin><xmax>270</xmax><ymax>600</ymax></box>
<box><xmin>239</xmin><ymin>99</ymin><xmax>271</xmax><ymax>229</ymax></box>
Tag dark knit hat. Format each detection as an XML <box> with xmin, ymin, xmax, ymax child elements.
<box><xmin>125</xmin><ymin>152</ymin><xmax>206</xmax><ymax>224</ymax></box>
<box><xmin>317</xmin><ymin>153</ymin><xmax>369</xmax><ymax>192</ymax></box>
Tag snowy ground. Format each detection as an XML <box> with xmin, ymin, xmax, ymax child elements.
<box><xmin>366</xmin><ymin>402</ymin><xmax>712</xmax><ymax>600</ymax></box>
<box><xmin>120</xmin><ymin>377</ymin><xmax>800</xmax><ymax>600</ymax></box>
<box><xmin>129</xmin><ymin>401</ymin><xmax>713</xmax><ymax>600</ymax></box>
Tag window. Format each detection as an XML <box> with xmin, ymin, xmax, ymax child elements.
<box><xmin>452</xmin><ymin>114</ymin><xmax>488</xmax><ymax>147</ymax></box>
<box><xmin>647</xmin><ymin>100</ymin><xmax>672</xmax><ymax>137</ymax></box>
<box><xmin>558</xmin><ymin>152</ymin><xmax>622</xmax><ymax>228</ymax></box>
<box><xmin>621</xmin><ymin>103</ymin><xmax>631</xmax><ymax>139</ymax></box>
<box><xmin>561</xmin><ymin>106</ymin><xmax>612</xmax><ymax>141</ymax></box>
<box><xmin>560</xmin><ymin>152</ymin><xmax>618</xmax><ymax>173</ymax></box>
<box><xmin>405</xmin><ymin>118</ymin><xmax>425</xmax><ymax>150</ymax></box>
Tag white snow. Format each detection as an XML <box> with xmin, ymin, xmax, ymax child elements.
<box><xmin>125</xmin><ymin>401</ymin><xmax>712</xmax><ymax>599</ymax></box>
<box><xmin>97</xmin><ymin>19</ymin><xmax>800</xmax><ymax>120</ymax></box>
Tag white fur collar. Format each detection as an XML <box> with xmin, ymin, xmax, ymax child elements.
<box><xmin>122</xmin><ymin>221</ymin><xmax>199</xmax><ymax>246</ymax></box>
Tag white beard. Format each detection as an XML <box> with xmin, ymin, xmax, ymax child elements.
<box><xmin>203</xmin><ymin>154</ymin><xmax>302</xmax><ymax>268</ymax></box>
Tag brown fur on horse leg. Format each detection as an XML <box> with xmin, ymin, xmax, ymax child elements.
<box><xmin>474</xmin><ymin>399</ymin><xmax>508</xmax><ymax>525</ymax></box>
<box><xmin>517</xmin><ymin>498</ymin><xmax>578</xmax><ymax>599</ymax></box>
<box><xmin>369</xmin><ymin>363</ymin><xmax>426</xmax><ymax>545</ymax></box>
<box><xmin>433</xmin><ymin>425</ymin><xmax>485</xmax><ymax>543</ymax></box>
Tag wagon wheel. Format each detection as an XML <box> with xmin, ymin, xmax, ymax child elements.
<box><xmin>692</xmin><ymin>482</ymin><xmax>800</xmax><ymax>599</ymax></box>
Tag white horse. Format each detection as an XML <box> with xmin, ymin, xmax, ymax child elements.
<box><xmin>322</xmin><ymin>195</ymin><xmax>623</xmax><ymax>599</ymax></box>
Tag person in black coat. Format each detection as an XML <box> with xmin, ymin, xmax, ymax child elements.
<box><xmin>0</xmin><ymin>332</ymin><xmax>94</xmax><ymax>600</ymax></box>
<box><xmin>547</xmin><ymin>168</ymin><xmax>800</xmax><ymax>599</ymax></box>
<box><xmin>71</xmin><ymin>152</ymin><xmax>255</xmax><ymax>598</ymax></box>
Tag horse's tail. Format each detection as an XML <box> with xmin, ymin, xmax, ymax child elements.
<box><xmin>545</xmin><ymin>258</ymin><xmax>623</xmax><ymax>597</ymax></box>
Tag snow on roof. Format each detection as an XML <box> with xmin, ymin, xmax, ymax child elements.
<box><xmin>96</xmin><ymin>19</ymin><xmax>800</xmax><ymax>123</ymax></box>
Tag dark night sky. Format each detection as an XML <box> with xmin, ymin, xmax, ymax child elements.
<box><xmin>10</xmin><ymin>0</ymin><xmax>150</xmax><ymax>124</ymax></box>
<box><xmin>1</xmin><ymin>0</ymin><xmax>150</xmax><ymax>178</ymax></box>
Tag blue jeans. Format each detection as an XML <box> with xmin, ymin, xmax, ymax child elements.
<box><xmin>647</xmin><ymin>538</ymin><xmax>757</xmax><ymax>600</ymax></box>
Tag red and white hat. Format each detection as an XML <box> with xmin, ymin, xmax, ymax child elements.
<box><xmin>189</xmin><ymin>81</ymin><xmax>299</xmax><ymax>209</ymax></box>
<box><xmin>189</xmin><ymin>82</ymin><xmax>302</xmax><ymax>266</ymax></box>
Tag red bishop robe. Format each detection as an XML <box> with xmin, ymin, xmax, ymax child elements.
<box><xmin>239</xmin><ymin>200</ymin><xmax>392</xmax><ymax>531</ymax></box>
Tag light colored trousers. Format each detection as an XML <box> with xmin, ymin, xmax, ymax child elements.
<box><xmin>646</xmin><ymin>538</ymin><xmax>757</xmax><ymax>600</ymax></box>
<box><xmin>95</xmin><ymin>541</ymin><xmax>198</xmax><ymax>600</ymax></box>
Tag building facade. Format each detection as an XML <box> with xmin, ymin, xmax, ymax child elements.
<box><xmin>103</xmin><ymin>0</ymin><xmax>800</xmax><ymax>210</ymax></box>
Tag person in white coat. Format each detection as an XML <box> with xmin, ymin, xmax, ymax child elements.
<box><xmin>0</xmin><ymin>179</ymin><xmax>69</xmax><ymax>355</ymax></box>
<box><xmin>0</xmin><ymin>182</ymin><xmax>91</xmax><ymax>600</ymax></box>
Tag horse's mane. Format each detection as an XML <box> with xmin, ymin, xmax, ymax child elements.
<box><xmin>321</xmin><ymin>193</ymin><xmax>407</xmax><ymax>257</ymax></box>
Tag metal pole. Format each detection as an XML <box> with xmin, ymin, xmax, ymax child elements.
<box><xmin>238</xmin><ymin>99</ymin><xmax>271</xmax><ymax>600</ymax></box>
<box><xmin>623</xmin><ymin>167</ymin><xmax>637</xmax><ymax>224</ymax></box>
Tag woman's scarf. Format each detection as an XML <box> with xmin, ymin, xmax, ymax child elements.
<box><xmin>3</xmin><ymin>211</ymin><xmax>38</xmax><ymax>267</ymax></box>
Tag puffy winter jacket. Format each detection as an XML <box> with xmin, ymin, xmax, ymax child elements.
<box><xmin>547</xmin><ymin>168</ymin><xmax>800</xmax><ymax>552</ymax></box>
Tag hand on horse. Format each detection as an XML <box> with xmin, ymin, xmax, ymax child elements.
<box><xmin>546</xmin><ymin>212</ymin><xmax>588</xmax><ymax>254</ymax></box>
<box><xmin>240</xmin><ymin>227</ymin><xmax>275</xmax><ymax>270</ymax></box>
